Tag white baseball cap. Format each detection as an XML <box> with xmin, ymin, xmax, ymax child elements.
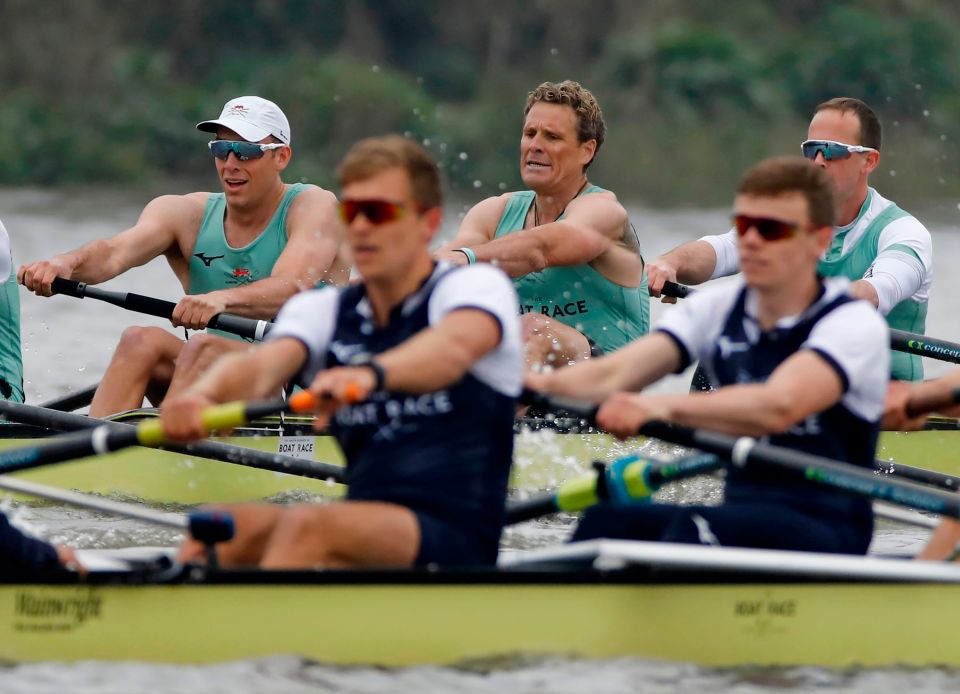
<box><xmin>197</xmin><ymin>96</ymin><xmax>291</xmax><ymax>144</ymax></box>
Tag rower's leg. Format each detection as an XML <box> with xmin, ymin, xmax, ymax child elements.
<box><xmin>260</xmin><ymin>501</ymin><xmax>420</xmax><ymax>569</ymax></box>
<box><xmin>177</xmin><ymin>503</ymin><xmax>287</xmax><ymax>567</ymax></box>
<box><xmin>916</xmin><ymin>518</ymin><xmax>960</xmax><ymax>560</ymax></box>
<box><xmin>89</xmin><ymin>327</ymin><xmax>183</xmax><ymax>417</ymax></box>
<box><xmin>166</xmin><ymin>334</ymin><xmax>250</xmax><ymax>400</ymax></box>
<box><xmin>522</xmin><ymin>313</ymin><xmax>592</xmax><ymax>371</ymax></box>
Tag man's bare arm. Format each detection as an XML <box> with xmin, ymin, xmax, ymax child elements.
<box><xmin>526</xmin><ymin>332</ymin><xmax>683</xmax><ymax>403</ymax></box>
<box><xmin>18</xmin><ymin>194</ymin><xmax>200</xmax><ymax>296</ymax></box>
<box><xmin>434</xmin><ymin>195</ymin><xmax>506</xmax><ymax>255</ymax></box>
<box><xmin>376</xmin><ymin>309</ymin><xmax>501</xmax><ymax>392</ymax></box>
<box><xmin>620</xmin><ymin>350</ymin><xmax>844</xmax><ymax>437</ymax></box>
<box><xmin>160</xmin><ymin>338</ymin><xmax>307</xmax><ymax>441</ymax></box>
<box><xmin>646</xmin><ymin>240</ymin><xmax>719</xmax><ymax>301</ymax></box>
<box><xmin>445</xmin><ymin>194</ymin><xmax>626</xmax><ymax>277</ymax></box>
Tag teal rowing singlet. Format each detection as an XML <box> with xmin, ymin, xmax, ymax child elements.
<box><xmin>818</xmin><ymin>195</ymin><xmax>926</xmax><ymax>381</ymax></box>
<box><xmin>493</xmin><ymin>187</ymin><xmax>649</xmax><ymax>352</ymax></box>
<box><xmin>188</xmin><ymin>183</ymin><xmax>308</xmax><ymax>338</ymax></box>
<box><xmin>0</xmin><ymin>243</ymin><xmax>22</xmax><ymax>403</ymax></box>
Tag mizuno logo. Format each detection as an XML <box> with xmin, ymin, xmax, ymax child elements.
<box><xmin>194</xmin><ymin>252</ymin><xmax>225</xmax><ymax>267</ymax></box>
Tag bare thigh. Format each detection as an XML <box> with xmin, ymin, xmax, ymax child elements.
<box><xmin>260</xmin><ymin>501</ymin><xmax>420</xmax><ymax>569</ymax></box>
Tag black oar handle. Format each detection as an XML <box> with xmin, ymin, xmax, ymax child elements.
<box><xmin>661</xmin><ymin>281</ymin><xmax>693</xmax><ymax>299</ymax></box>
<box><xmin>890</xmin><ymin>329</ymin><xmax>960</xmax><ymax>365</ymax></box>
<box><xmin>50</xmin><ymin>277</ymin><xmax>273</xmax><ymax>341</ymax></box>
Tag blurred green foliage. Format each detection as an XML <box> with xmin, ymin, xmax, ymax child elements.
<box><xmin>1</xmin><ymin>0</ymin><xmax>958</xmax><ymax>205</ymax></box>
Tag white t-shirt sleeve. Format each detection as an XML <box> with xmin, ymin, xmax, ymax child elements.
<box><xmin>428</xmin><ymin>265</ymin><xmax>523</xmax><ymax>397</ymax></box>
<box><xmin>654</xmin><ymin>281</ymin><xmax>742</xmax><ymax>369</ymax></box>
<box><xmin>266</xmin><ymin>288</ymin><xmax>339</xmax><ymax>383</ymax></box>
<box><xmin>699</xmin><ymin>228</ymin><xmax>740</xmax><ymax>280</ymax></box>
<box><xmin>0</xmin><ymin>220</ymin><xmax>11</xmax><ymax>281</ymax></box>
<box><xmin>803</xmin><ymin>301</ymin><xmax>889</xmax><ymax>421</ymax></box>
<box><xmin>864</xmin><ymin>216</ymin><xmax>933</xmax><ymax>313</ymax></box>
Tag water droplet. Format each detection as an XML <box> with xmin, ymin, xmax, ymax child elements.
<box><xmin>473</xmin><ymin>180</ymin><xmax>482</xmax><ymax>188</ymax></box>
<box><xmin>915</xmin><ymin>83</ymin><xmax>923</xmax><ymax>90</ymax></box>
<box><xmin>333</xmin><ymin>94</ymin><xmax>342</xmax><ymax>103</ymax></box>
<box><xmin>550</xmin><ymin>47</ymin><xmax>559</xmax><ymax>56</ymax></box>
<box><xmin>422</xmin><ymin>138</ymin><xmax>432</xmax><ymax>147</ymax></box>
<box><xmin>372</xmin><ymin>65</ymin><xmax>381</xmax><ymax>73</ymax></box>
<box><xmin>413</xmin><ymin>107</ymin><xmax>421</xmax><ymax>116</ymax></box>
<box><xmin>889</xmin><ymin>170</ymin><xmax>896</xmax><ymax>177</ymax></box>
<box><xmin>923</xmin><ymin>110</ymin><xmax>930</xmax><ymax>117</ymax></box>
<box><xmin>458</xmin><ymin>152</ymin><xmax>469</xmax><ymax>160</ymax></box>
<box><xmin>498</xmin><ymin>182</ymin><xmax>507</xmax><ymax>190</ymax></box>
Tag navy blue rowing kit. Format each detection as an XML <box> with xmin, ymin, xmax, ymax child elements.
<box><xmin>575</xmin><ymin>277</ymin><xmax>889</xmax><ymax>554</ymax></box>
<box><xmin>0</xmin><ymin>512</ymin><xmax>61</xmax><ymax>576</ymax></box>
<box><xmin>269</xmin><ymin>263</ymin><xmax>523</xmax><ymax>566</ymax></box>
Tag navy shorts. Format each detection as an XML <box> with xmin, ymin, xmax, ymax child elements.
<box><xmin>414</xmin><ymin>512</ymin><xmax>499</xmax><ymax>567</ymax></box>
<box><xmin>572</xmin><ymin>501</ymin><xmax>873</xmax><ymax>555</ymax></box>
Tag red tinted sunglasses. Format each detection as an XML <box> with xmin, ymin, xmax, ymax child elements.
<box><xmin>733</xmin><ymin>214</ymin><xmax>802</xmax><ymax>242</ymax></box>
<box><xmin>339</xmin><ymin>199</ymin><xmax>415</xmax><ymax>225</ymax></box>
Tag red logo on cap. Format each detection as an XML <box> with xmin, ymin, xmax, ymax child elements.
<box><xmin>227</xmin><ymin>105</ymin><xmax>250</xmax><ymax>119</ymax></box>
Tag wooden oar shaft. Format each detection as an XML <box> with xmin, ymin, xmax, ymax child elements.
<box><xmin>50</xmin><ymin>277</ymin><xmax>273</xmax><ymax>341</ymax></box>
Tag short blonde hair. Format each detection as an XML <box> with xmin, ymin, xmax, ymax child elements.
<box><xmin>337</xmin><ymin>135</ymin><xmax>442</xmax><ymax>209</ymax></box>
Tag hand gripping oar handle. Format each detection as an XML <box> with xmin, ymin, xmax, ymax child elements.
<box><xmin>661</xmin><ymin>281</ymin><xmax>693</xmax><ymax>299</ymax></box>
<box><xmin>50</xmin><ymin>277</ymin><xmax>273</xmax><ymax>341</ymax></box>
<box><xmin>890</xmin><ymin>329</ymin><xmax>960</xmax><ymax>365</ymax></box>
<box><xmin>521</xmin><ymin>390</ymin><xmax>960</xmax><ymax>520</ymax></box>
<box><xmin>0</xmin><ymin>391</ymin><xmax>321</xmax><ymax>475</ymax></box>
<box><xmin>904</xmin><ymin>386</ymin><xmax>960</xmax><ymax>419</ymax></box>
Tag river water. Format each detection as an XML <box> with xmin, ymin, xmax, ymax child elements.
<box><xmin>0</xmin><ymin>188</ymin><xmax>958</xmax><ymax>692</ymax></box>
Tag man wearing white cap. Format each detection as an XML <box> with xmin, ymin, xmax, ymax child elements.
<box><xmin>20</xmin><ymin>96</ymin><xmax>349</xmax><ymax>415</ymax></box>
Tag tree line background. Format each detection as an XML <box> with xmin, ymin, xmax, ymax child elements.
<box><xmin>1</xmin><ymin>0</ymin><xmax>958</xmax><ymax>207</ymax></box>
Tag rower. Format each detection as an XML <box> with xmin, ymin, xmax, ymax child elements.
<box><xmin>19</xmin><ymin>96</ymin><xmax>350</xmax><ymax>416</ymax></box>
<box><xmin>527</xmin><ymin>156</ymin><xmax>889</xmax><ymax>555</ymax></box>
<box><xmin>883</xmin><ymin>374</ymin><xmax>960</xmax><ymax>560</ymax></box>
<box><xmin>436</xmin><ymin>80</ymin><xmax>648</xmax><ymax>369</ymax></box>
<box><xmin>161</xmin><ymin>135</ymin><xmax>523</xmax><ymax>569</ymax></box>
<box><xmin>647</xmin><ymin>97</ymin><xmax>932</xmax><ymax>382</ymax></box>
<box><xmin>0</xmin><ymin>219</ymin><xmax>23</xmax><ymax>402</ymax></box>
<box><xmin>0</xmin><ymin>510</ymin><xmax>79</xmax><ymax>577</ymax></box>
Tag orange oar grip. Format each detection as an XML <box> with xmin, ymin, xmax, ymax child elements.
<box><xmin>287</xmin><ymin>390</ymin><xmax>319</xmax><ymax>413</ymax></box>
<box><xmin>342</xmin><ymin>382</ymin><xmax>363</xmax><ymax>404</ymax></box>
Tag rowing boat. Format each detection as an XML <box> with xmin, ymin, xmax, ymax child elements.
<box><xmin>2</xmin><ymin>540</ymin><xmax>959</xmax><ymax>667</ymax></box>
<box><xmin>0</xmin><ymin>409</ymin><xmax>955</xmax><ymax>505</ymax></box>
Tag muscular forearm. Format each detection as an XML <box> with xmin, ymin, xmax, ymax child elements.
<box><xmin>470</xmin><ymin>233</ymin><xmax>550</xmax><ymax>277</ymax></box>
<box><xmin>650</xmin><ymin>384</ymin><xmax>811</xmax><ymax>437</ymax></box>
<box><xmin>377</xmin><ymin>329</ymin><xmax>483</xmax><ymax>394</ymax></box>
<box><xmin>59</xmin><ymin>240</ymin><xmax>127</xmax><ymax>284</ymax></box>
<box><xmin>849</xmin><ymin>279</ymin><xmax>880</xmax><ymax>309</ymax></box>
<box><xmin>664</xmin><ymin>241</ymin><xmax>718</xmax><ymax>285</ymax></box>
<box><xmin>211</xmin><ymin>277</ymin><xmax>304</xmax><ymax>319</ymax></box>
<box><xmin>190</xmin><ymin>347</ymin><xmax>297</xmax><ymax>403</ymax></box>
<box><xmin>541</xmin><ymin>334</ymin><xmax>680</xmax><ymax>402</ymax></box>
